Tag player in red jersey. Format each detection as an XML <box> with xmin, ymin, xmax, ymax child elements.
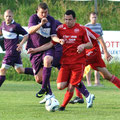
<box><xmin>69</xmin><ymin>26</ymin><xmax>120</xmax><ymax>104</ymax></box>
<box><xmin>28</xmin><ymin>10</ymin><xmax>95</xmax><ymax>111</ymax></box>
<box><xmin>28</xmin><ymin>23</ymin><xmax>120</xmax><ymax>110</ymax></box>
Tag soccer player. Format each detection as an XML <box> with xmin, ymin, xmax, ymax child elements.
<box><xmin>26</xmin><ymin>2</ymin><xmax>63</xmax><ymax>98</ymax></box>
<box><xmin>85</xmin><ymin>12</ymin><xmax>104</xmax><ymax>86</ymax></box>
<box><xmin>69</xmin><ymin>26</ymin><xmax>120</xmax><ymax>104</ymax></box>
<box><xmin>0</xmin><ymin>9</ymin><xmax>34</xmax><ymax>87</ymax></box>
<box><xmin>28</xmin><ymin>10</ymin><xmax>95</xmax><ymax>111</ymax></box>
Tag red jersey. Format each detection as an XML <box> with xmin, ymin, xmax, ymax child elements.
<box><xmin>85</xmin><ymin>27</ymin><xmax>100</xmax><ymax>54</ymax></box>
<box><xmin>57</xmin><ymin>23</ymin><xmax>91</xmax><ymax>65</ymax></box>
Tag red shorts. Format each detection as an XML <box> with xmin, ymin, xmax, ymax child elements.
<box><xmin>57</xmin><ymin>63</ymin><xmax>85</xmax><ymax>86</ymax></box>
<box><xmin>86</xmin><ymin>49</ymin><xmax>106</xmax><ymax>71</ymax></box>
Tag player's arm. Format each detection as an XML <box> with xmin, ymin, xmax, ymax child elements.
<box><xmin>77</xmin><ymin>27</ymin><xmax>93</xmax><ymax>53</ymax></box>
<box><xmin>51</xmin><ymin>35</ymin><xmax>64</xmax><ymax>45</ymax></box>
<box><xmin>27</xmin><ymin>41</ymin><xmax>54</xmax><ymax>54</ymax></box>
<box><xmin>97</xmin><ymin>36</ymin><xmax>112</xmax><ymax>61</ymax></box>
<box><xmin>16</xmin><ymin>34</ymin><xmax>29</xmax><ymax>51</ymax></box>
<box><xmin>77</xmin><ymin>42</ymin><xmax>93</xmax><ymax>53</ymax></box>
<box><xmin>28</xmin><ymin>18</ymin><xmax>48</xmax><ymax>34</ymax></box>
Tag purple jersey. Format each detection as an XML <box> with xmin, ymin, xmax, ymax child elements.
<box><xmin>0</xmin><ymin>20</ymin><xmax>28</xmax><ymax>56</ymax></box>
<box><xmin>26</xmin><ymin>14</ymin><xmax>57</xmax><ymax>49</ymax></box>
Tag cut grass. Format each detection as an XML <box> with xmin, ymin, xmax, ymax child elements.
<box><xmin>0</xmin><ymin>81</ymin><xmax>120</xmax><ymax>120</ymax></box>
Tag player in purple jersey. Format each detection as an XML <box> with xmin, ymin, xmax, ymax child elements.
<box><xmin>26</xmin><ymin>2</ymin><xmax>63</xmax><ymax>98</ymax></box>
<box><xmin>0</xmin><ymin>9</ymin><xmax>34</xmax><ymax>87</ymax></box>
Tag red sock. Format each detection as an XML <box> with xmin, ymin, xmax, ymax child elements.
<box><xmin>75</xmin><ymin>88</ymin><xmax>83</xmax><ymax>99</ymax></box>
<box><xmin>61</xmin><ymin>90</ymin><xmax>73</xmax><ymax>107</ymax></box>
<box><xmin>110</xmin><ymin>75</ymin><xmax>120</xmax><ymax>88</ymax></box>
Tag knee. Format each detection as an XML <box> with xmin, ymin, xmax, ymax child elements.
<box><xmin>67</xmin><ymin>85</ymin><xmax>74</xmax><ymax>92</ymax></box>
<box><xmin>0</xmin><ymin>68</ymin><xmax>6</xmax><ymax>75</ymax></box>
<box><xmin>57</xmin><ymin>86</ymin><xmax>63</xmax><ymax>90</ymax></box>
<box><xmin>44</xmin><ymin>56</ymin><xmax>53</xmax><ymax>67</ymax></box>
<box><xmin>57</xmin><ymin>83</ymin><xmax>67</xmax><ymax>90</ymax></box>
<box><xmin>35</xmin><ymin>76</ymin><xmax>42</xmax><ymax>84</ymax></box>
<box><xmin>17</xmin><ymin>71</ymin><xmax>24</xmax><ymax>74</ymax></box>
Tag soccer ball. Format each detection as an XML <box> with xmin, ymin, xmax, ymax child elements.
<box><xmin>45</xmin><ymin>97</ymin><xmax>59</xmax><ymax>112</ymax></box>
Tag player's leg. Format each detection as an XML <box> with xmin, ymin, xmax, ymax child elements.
<box><xmin>36</xmin><ymin>55</ymin><xmax>53</xmax><ymax>97</ymax></box>
<box><xmin>57</xmin><ymin>64</ymin><xmax>70</xmax><ymax>90</ymax></box>
<box><xmin>52</xmin><ymin>43</ymin><xmax>62</xmax><ymax>70</ymax></box>
<box><xmin>86</xmin><ymin>69</ymin><xmax>92</xmax><ymax>86</ymax></box>
<box><xmin>94</xmin><ymin>70</ymin><xmax>101</xmax><ymax>86</ymax></box>
<box><xmin>14</xmin><ymin>55</ymin><xmax>34</xmax><ymax>76</ymax></box>
<box><xmin>69</xmin><ymin>88</ymin><xmax>84</xmax><ymax>104</ymax></box>
<box><xmin>75</xmin><ymin>82</ymin><xmax>95</xmax><ymax>108</ymax></box>
<box><xmin>69</xmin><ymin>64</ymin><xmax>95</xmax><ymax>108</ymax></box>
<box><xmin>98</xmin><ymin>67</ymin><xmax>120</xmax><ymax>88</ymax></box>
<box><xmin>15</xmin><ymin>65</ymin><xmax>34</xmax><ymax>75</ymax></box>
<box><xmin>0</xmin><ymin>64</ymin><xmax>9</xmax><ymax>87</ymax></box>
<box><xmin>59</xmin><ymin>84</ymin><xmax>74</xmax><ymax>111</ymax></box>
<box><xmin>34</xmin><ymin>68</ymin><xmax>43</xmax><ymax>83</ymax></box>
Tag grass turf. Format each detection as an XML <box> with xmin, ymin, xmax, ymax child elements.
<box><xmin>0</xmin><ymin>80</ymin><xmax>120</xmax><ymax>120</ymax></box>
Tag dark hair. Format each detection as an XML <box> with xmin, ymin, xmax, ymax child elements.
<box><xmin>65</xmin><ymin>10</ymin><xmax>76</xmax><ymax>19</ymax></box>
<box><xmin>90</xmin><ymin>12</ymin><xmax>97</xmax><ymax>16</ymax></box>
<box><xmin>38</xmin><ymin>2</ymin><xmax>48</xmax><ymax>10</ymax></box>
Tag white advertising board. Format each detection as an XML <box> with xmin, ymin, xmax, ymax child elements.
<box><xmin>0</xmin><ymin>30</ymin><xmax>120</xmax><ymax>62</ymax></box>
<box><xmin>103</xmin><ymin>31</ymin><xmax>120</xmax><ymax>61</ymax></box>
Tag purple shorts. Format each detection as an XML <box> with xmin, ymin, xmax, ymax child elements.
<box><xmin>30</xmin><ymin>48</ymin><xmax>55</xmax><ymax>75</ymax></box>
<box><xmin>52</xmin><ymin>43</ymin><xmax>62</xmax><ymax>68</ymax></box>
<box><xmin>2</xmin><ymin>54</ymin><xmax>22</xmax><ymax>67</ymax></box>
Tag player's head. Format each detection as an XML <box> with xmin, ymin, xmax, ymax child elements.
<box><xmin>37</xmin><ymin>2</ymin><xmax>48</xmax><ymax>19</ymax></box>
<box><xmin>89</xmin><ymin>12</ymin><xmax>97</xmax><ymax>24</ymax></box>
<box><xmin>4</xmin><ymin>9</ymin><xmax>13</xmax><ymax>25</ymax></box>
<box><xmin>64</xmin><ymin>10</ymin><xmax>76</xmax><ymax>28</ymax></box>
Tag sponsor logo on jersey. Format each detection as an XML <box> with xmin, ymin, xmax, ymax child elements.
<box><xmin>9</xmin><ymin>28</ymin><xmax>13</xmax><ymax>32</ymax></box>
<box><xmin>74</xmin><ymin>28</ymin><xmax>79</xmax><ymax>33</ymax></box>
<box><xmin>46</xmin><ymin>22</ymin><xmax>50</xmax><ymax>27</ymax></box>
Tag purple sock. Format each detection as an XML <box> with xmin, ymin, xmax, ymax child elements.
<box><xmin>42</xmin><ymin>67</ymin><xmax>52</xmax><ymax>91</ymax></box>
<box><xmin>24</xmin><ymin>68</ymin><xmax>34</xmax><ymax>75</ymax></box>
<box><xmin>76</xmin><ymin>82</ymin><xmax>89</xmax><ymax>98</ymax></box>
<box><xmin>47</xmin><ymin>80</ymin><xmax>52</xmax><ymax>95</ymax></box>
<box><xmin>0</xmin><ymin>76</ymin><xmax>6</xmax><ymax>87</ymax></box>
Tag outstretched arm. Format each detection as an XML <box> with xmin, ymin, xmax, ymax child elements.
<box><xmin>27</xmin><ymin>41</ymin><xmax>54</xmax><ymax>54</ymax></box>
<box><xmin>97</xmin><ymin>36</ymin><xmax>112</xmax><ymax>61</ymax></box>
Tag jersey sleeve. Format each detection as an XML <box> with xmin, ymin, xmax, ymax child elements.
<box><xmin>28</xmin><ymin>15</ymin><xmax>37</xmax><ymax>28</ymax></box>
<box><xmin>15</xmin><ymin>24</ymin><xmax>28</xmax><ymax>36</ymax></box>
<box><xmin>82</xmin><ymin>27</ymin><xmax>92</xmax><ymax>43</ymax></box>
<box><xmin>86</xmin><ymin>27</ymin><xmax>100</xmax><ymax>39</ymax></box>
<box><xmin>50</xmin><ymin>17</ymin><xmax>57</xmax><ymax>36</ymax></box>
<box><xmin>56</xmin><ymin>25</ymin><xmax>63</xmax><ymax>39</ymax></box>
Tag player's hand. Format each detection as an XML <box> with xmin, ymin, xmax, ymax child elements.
<box><xmin>41</xmin><ymin>18</ymin><xmax>48</xmax><ymax>25</ymax></box>
<box><xmin>59</xmin><ymin>39</ymin><xmax>65</xmax><ymax>45</ymax></box>
<box><xmin>77</xmin><ymin>44</ymin><xmax>85</xmax><ymax>53</ymax></box>
<box><xmin>105</xmin><ymin>52</ymin><xmax>113</xmax><ymax>62</ymax></box>
<box><xmin>16</xmin><ymin>44</ymin><xmax>22</xmax><ymax>52</ymax></box>
<box><xmin>27</xmin><ymin>48</ymin><xmax>37</xmax><ymax>54</ymax></box>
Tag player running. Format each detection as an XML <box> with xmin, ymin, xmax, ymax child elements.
<box><xmin>28</xmin><ymin>10</ymin><xmax>95</xmax><ymax>111</ymax></box>
<box><xmin>0</xmin><ymin>9</ymin><xmax>34</xmax><ymax>87</ymax></box>
<box><xmin>26</xmin><ymin>2</ymin><xmax>63</xmax><ymax>99</ymax></box>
